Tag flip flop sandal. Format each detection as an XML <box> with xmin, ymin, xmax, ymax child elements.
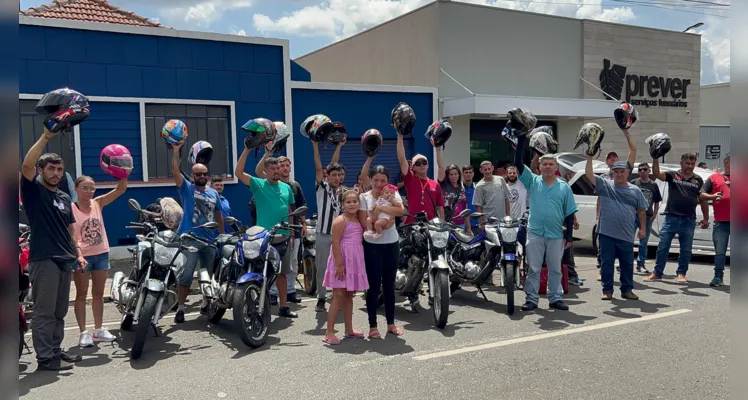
<box><xmin>368</xmin><ymin>329</ymin><xmax>382</xmax><ymax>339</ymax></box>
<box><xmin>322</xmin><ymin>337</ymin><xmax>341</xmax><ymax>345</ymax></box>
<box><xmin>387</xmin><ymin>327</ymin><xmax>404</xmax><ymax>336</ymax></box>
<box><xmin>344</xmin><ymin>331</ymin><xmax>364</xmax><ymax>339</ymax></box>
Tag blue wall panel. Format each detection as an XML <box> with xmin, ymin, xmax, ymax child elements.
<box><xmin>142</xmin><ymin>67</ymin><xmax>178</xmax><ymax>98</ymax></box>
<box><xmin>106</xmin><ymin>65</ymin><xmax>144</xmax><ymax>97</ymax></box>
<box><xmin>290</xmin><ymin>61</ymin><xmax>311</xmax><ymax>82</ymax></box>
<box><xmin>291</xmin><ymin>88</ymin><xmax>434</xmax><ymax>215</ymax></box>
<box><xmin>85</xmin><ymin>31</ymin><xmax>124</xmax><ymax>64</ymax></box>
<box><xmin>79</xmin><ymin>102</ymin><xmax>142</xmax><ymax>182</ymax></box>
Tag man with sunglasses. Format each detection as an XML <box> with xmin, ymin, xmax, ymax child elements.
<box><xmin>171</xmin><ymin>142</ymin><xmax>224</xmax><ymax>324</ymax></box>
<box><xmin>398</xmin><ymin>137</ymin><xmax>444</xmax><ymax>224</ymax></box>
<box><xmin>630</xmin><ymin>162</ymin><xmax>662</xmax><ymax>274</ymax></box>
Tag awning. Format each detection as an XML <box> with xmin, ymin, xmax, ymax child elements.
<box><xmin>442</xmin><ymin>94</ymin><xmax>617</xmax><ymax>119</ymax></box>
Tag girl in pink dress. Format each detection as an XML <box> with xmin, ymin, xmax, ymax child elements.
<box><xmin>323</xmin><ymin>188</ymin><xmax>369</xmax><ymax>345</ymax></box>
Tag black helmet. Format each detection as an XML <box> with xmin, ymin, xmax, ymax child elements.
<box><xmin>391</xmin><ymin>102</ymin><xmax>416</xmax><ymax>136</ymax></box>
<box><xmin>266</xmin><ymin>130</ymin><xmax>290</xmax><ymax>154</ymax></box>
<box><xmin>505</xmin><ymin>108</ymin><xmax>537</xmax><ymax>136</ymax></box>
<box><xmin>241</xmin><ymin>118</ymin><xmax>276</xmax><ymax>149</ymax></box>
<box><xmin>361</xmin><ymin>129</ymin><xmax>383</xmax><ymax>157</ymax></box>
<box><xmin>614</xmin><ymin>102</ymin><xmax>639</xmax><ymax>130</ymax></box>
<box><xmin>300</xmin><ymin>114</ymin><xmax>333</xmax><ymax>143</ymax></box>
<box><xmin>529</xmin><ymin>126</ymin><xmax>558</xmax><ymax>155</ymax></box>
<box><xmin>425</xmin><ymin>120</ymin><xmax>452</xmax><ymax>148</ymax></box>
<box><xmin>328</xmin><ymin>121</ymin><xmax>347</xmax><ymax>145</ymax></box>
<box><xmin>573</xmin><ymin>123</ymin><xmax>605</xmax><ymax>157</ymax></box>
<box><xmin>645</xmin><ymin>133</ymin><xmax>672</xmax><ymax>159</ymax></box>
<box><xmin>36</xmin><ymin>88</ymin><xmax>90</xmax><ymax>133</ymax></box>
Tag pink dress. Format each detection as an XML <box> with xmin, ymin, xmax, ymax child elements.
<box><xmin>323</xmin><ymin>220</ymin><xmax>369</xmax><ymax>292</ymax></box>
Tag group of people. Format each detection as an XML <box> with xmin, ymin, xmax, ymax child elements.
<box><xmin>20</xmin><ymin>113</ymin><xmax>730</xmax><ymax>368</ymax></box>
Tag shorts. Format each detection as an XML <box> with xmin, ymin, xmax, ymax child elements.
<box><xmin>178</xmin><ymin>240</ymin><xmax>216</xmax><ymax>286</ymax></box>
<box><xmin>279</xmin><ymin>237</ymin><xmax>299</xmax><ymax>275</ymax></box>
<box><xmin>83</xmin><ymin>253</ymin><xmax>110</xmax><ymax>272</ymax></box>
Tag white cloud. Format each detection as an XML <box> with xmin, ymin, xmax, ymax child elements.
<box><xmin>252</xmin><ymin>0</ymin><xmax>635</xmax><ymax>40</ymax></box>
<box><xmin>697</xmin><ymin>26</ymin><xmax>730</xmax><ymax>84</ymax></box>
<box><xmin>146</xmin><ymin>0</ymin><xmax>253</xmax><ymax>27</ymax></box>
<box><xmin>232</xmin><ymin>28</ymin><xmax>247</xmax><ymax>36</ymax></box>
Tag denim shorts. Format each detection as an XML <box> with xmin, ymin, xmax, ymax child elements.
<box><xmin>84</xmin><ymin>253</ymin><xmax>110</xmax><ymax>272</ymax></box>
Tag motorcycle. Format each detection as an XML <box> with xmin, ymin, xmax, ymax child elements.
<box><xmin>19</xmin><ymin>223</ymin><xmax>32</xmax><ymax>359</ymax></box>
<box><xmin>208</xmin><ymin>206</ymin><xmax>307</xmax><ymax>348</ymax></box>
<box><xmin>449</xmin><ymin>211</ymin><xmax>523</xmax><ymax>315</ymax></box>
<box><xmin>298</xmin><ymin>213</ymin><xmax>317</xmax><ymax>295</ymax></box>
<box><xmin>110</xmin><ymin>199</ymin><xmax>218</xmax><ymax>359</ymax></box>
<box><xmin>397</xmin><ymin>211</ymin><xmax>455</xmax><ymax>329</ymax></box>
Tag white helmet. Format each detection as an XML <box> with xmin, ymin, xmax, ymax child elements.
<box><xmin>529</xmin><ymin>126</ymin><xmax>558</xmax><ymax>155</ymax></box>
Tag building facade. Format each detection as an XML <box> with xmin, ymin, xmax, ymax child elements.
<box><xmin>19</xmin><ymin>10</ymin><xmax>436</xmax><ymax>248</ymax></box>
<box><xmin>296</xmin><ymin>0</ymin><xmax>702</xmax><ymax>169</ymax></box>
<box><xmin>699</xmin><ymin>83</ymin><xmax>730</xmax><ymax>169</ymax></box>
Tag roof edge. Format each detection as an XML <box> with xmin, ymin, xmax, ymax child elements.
<box><xmin>701</xmin><ymin>82</ymin><xmax>730</xmax><ymax>88</ymax></box>
<box><xmin>19</xmin><ymin>15</ymin><xmax>289</xmax><ymax>48</ymax></box>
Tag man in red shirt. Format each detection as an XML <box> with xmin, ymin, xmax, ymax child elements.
<box><xmin>700</xmin><ymin>153</ymin><xmax>730</xmax><ymax>287</ymax></box>
<box><xmin>397</xmin><ymin>135</ymin><xmax>444</xmax><ymax>223</ymax></box>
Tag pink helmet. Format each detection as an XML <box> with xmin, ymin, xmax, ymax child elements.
<box><xmin>100</xmin><ymin>144</ymin><xmax>133</xmax><ymax>179</ymax></box>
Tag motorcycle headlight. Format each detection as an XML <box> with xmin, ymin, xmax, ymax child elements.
<box><xmin>243</xmin><ymin>240</ymin><xmax>262</xmax><ymax>260</ymax></box>
<box><xmin>306</xmin><ymin>230</ymin><xmax>316</xmax><ymax>242</ymax></box>
<box><xmin>430</xmin><ymin>230</ymin><xmax>449</xmax><ymax>249</ymax></box>
<box><xmin>500</xmin><ymin>227</ymin><xmax>518</xmax><ymax>243</ymax></box>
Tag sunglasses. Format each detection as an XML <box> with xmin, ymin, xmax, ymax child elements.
<box><xmin>78</xmin><ymin>186</ymin><xmax>96</xmax><ymax>192</ymax></box>
<box><xmin>414</xmin><ymin>161</ymin><xmax>428</xmax><ymax>167</ymax></box>
<box><xmin>638</xmin><ymin>168</ymin><xmax>649</xmax><ymax>172</ymax></box>
<box><xmin>193</xmin><ymin>172</ymin><xmax>209</xmax><ymax>177</ymax></box>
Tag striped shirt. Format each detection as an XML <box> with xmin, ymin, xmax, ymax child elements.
<box><xmin>316</xmin><ymin>180</ymin><xmax>341</xmax><ymax>235</ymax></box>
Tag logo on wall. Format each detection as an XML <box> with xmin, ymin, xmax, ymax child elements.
<box><xmin>599</xmin><ymin>59</ymin><xmax>690</xmax><ymax>108</ymax></box>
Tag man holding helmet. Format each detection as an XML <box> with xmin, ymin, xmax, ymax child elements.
<box><xmin>645</xmin><ymin>133</ymin><xmax>703</xmax><ymax>284</ymax></box>
<box><xmin>171</xmin><ymin>141</ymin><xmax>224</xmax><ymax>323</ymax></box>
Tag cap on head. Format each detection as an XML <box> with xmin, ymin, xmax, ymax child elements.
<box><xmin>606</xmin><ymin>151</ymin><xmax>618</xmax><ymax>160</ymax></box>
<box><xmin>412</xmin><ymin>154</ymin><xmax>427</xmax><ymax>164</ymax></box>
<box><xmin>612</xmin><ymin>161</ymin><xmax>628</xmax><ymax>170</ymax></box>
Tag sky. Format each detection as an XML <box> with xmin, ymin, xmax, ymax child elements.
<box><xmin>19</xmin><ymin>0</ymin><xmax>730</xmax><ymax>84</ymax></box>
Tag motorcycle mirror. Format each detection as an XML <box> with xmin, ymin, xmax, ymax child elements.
<box><xmin>290</xmin><ymin>206</ymin><xmax>308</xmax><ymax>217</ymax></box>
<box><xmin>224</xmin><ymin>217</ymin><xmax>239</xmax><ymax>225</ymax></box>
<box><xmin>198</xmin><ymin>222</ymin><xmax>220</xmax><ymax>230</ymax></box>
<box><xmin>469</xmin><ymin>212</ymin><xmax>484</xmax><ymax>220</ymax></box>
<box><xmin>128</xmin><ymin>199</ymin><xmax>142</xmax><ymax>211</ymax></box>
<box><xmin>457</xmin><ymin>209</ymin><xmax>471</xmax><ymax>218</ymax></box>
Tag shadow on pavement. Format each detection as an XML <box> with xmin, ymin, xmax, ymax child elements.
<box><xmin>530</xmin><ymin>306</ymin><xmax>597</xmax><ymax>331</ymax></box>
<box><xmin>19</xmin><ymin>368</ymin><xmax>73</xmax><ymax>397</ymax></box>
<box><xmin>328</xmin><ymin>333</ymin><xmax>415</xmax><ymax>357</ymax></box>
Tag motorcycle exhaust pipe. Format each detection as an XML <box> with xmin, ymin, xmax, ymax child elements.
<box><xmin>198</xmin><ymin>268</ymin><xmax>214</xmax><ymax>299</ymax></box>
<box><xmin>110</xmin><ymin>271</ymin><xmax>125</xmax><ymax>303</ymax></box>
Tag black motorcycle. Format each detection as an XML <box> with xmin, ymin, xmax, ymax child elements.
<box><xmin>298</xmin><ymin>213</ymin><xmax>317</xmax><ymax>295</ymax></box>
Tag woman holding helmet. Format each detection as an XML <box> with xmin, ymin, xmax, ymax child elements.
<box><xmin>72</xmin><ymin>144</ymin><xmax>132</xmax><ymax>347</ymax></box>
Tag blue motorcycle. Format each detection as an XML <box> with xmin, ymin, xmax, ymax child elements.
<box><xmin>205</xmin><ymin>206</ymin><xmax>307</xmax><ymax>348</ymax></box>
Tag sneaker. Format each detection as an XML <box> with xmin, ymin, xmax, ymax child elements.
<box><xmin>279</xmin><ymin>306</ymin><xmax>298</xmax><ymax>318</ymax></box>
<box><xmin>601</xmin><ymin>293</ymin><xmax>613</xmax><ymax>301</ymax></box>
<box><xmin>315</xmin><ymin>299</ymin><xmax>326</xmax><ymax>312</ymax></box>
<box><xmin>79</xmin><ymin>331</ymin><xmax>93</xmax><ymax>348</ymax></box>
<box><xmin>675</xmin><ymin>274</ymin><xmax>688</xmax><ymax>283</ymax></box>
<box><xmin>92</xmin><ymin>328</ymin><xmax>116</xmax><ymax>342</ymax></box>
<box><xmin>710</xmin><ymin>277</ymin><xmax>724</xmax><ymax>287</ymax></box>
<box><xmin>569</xmin><ymin>276</ymin><xmax>583</xmax><ymax>286</ymax></box>
<box><xmin>636</xmin><ymin>263</ymin><xmax>650</xmax><ymax>274</ymax></box>
<box><xmin>644</xmin><ymin>273</ymin><xmax>662</xmax><ymax>282</ymax></box>
<box><xmin>59</xmin><ymin>351</ymin><xmax>82</xmax><ymax>363</ymax></box>
<box><xmin>521</xmin><ymin>302</ymin><xmax>538</xmax><ymax>311</ymax></box>
<box><xmin>549</xmin><ymin>301</ymin><xmax>569</xmax><ymax>311</ymax></box>
<box><xmin>174</xmin><ymin>309</ymin><xmax>185</xmax><ymax>324</ymax></box>
<box><xmin>621</xmin><ymin>291</ymin><xmax>639</xmax><ymax>300</ymax></box>
<box><xmin>37</xmin><ymin>358</ymin><xmax>73</xmax><ymax>371</ymax></box>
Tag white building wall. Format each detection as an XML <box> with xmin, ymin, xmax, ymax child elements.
<box><xmin>443</xmin><ymin>115</ymin><xmax>471</xmax><ymax>168</ymax></box>
<box><xmin>438</xmin><ymin>2</ymin><xmax>582</xmax><ymax>100</ymax></box>
<box><xmin>700</xmin><ymin>83</ymin><xmax>729</xmax><ymax>126</ymax></box>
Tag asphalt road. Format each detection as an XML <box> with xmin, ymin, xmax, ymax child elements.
<box><xmin>18</xmin><ymin>254</ymin><xmax>730</xmax><ymax>400</ymax></box>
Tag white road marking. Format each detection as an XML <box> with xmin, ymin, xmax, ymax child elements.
<box><xmin>25</xmin><ymin>297</ymin><xmax>320</xmax><ymax>336</ymax></box>
<box><xmin>412</xmin><ymin>308</ymin><xmax>692</xmax><ymax>361</ymax></box>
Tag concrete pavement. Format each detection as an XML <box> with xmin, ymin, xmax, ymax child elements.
<box><xmin>19</xmin><ymin>253</ymin><xmax>729</xmax><ymax>400</ymax></box>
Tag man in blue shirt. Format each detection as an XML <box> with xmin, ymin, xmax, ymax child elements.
<box><xmin>210</xmin><ymin>176</ymin><xmax>234</xmax><ymax>233</ymax></box>
<box><xmin>172</xmin><ymin>142</ymin><xmax>224</xmax><ymax>323</ymax></box>
<box><xmin>462</xmin><ymin>165</ymin><xmax>479</xmax><ymax>232</ymax></box>
<box><xmin>514</xmin><ymin>135</ymin><xmax>576</xmax><ymax>311</ymax></box>
<box><xmin>587</xmin><ymin>157</ymin><xmax>647</xmax><ymax>300</ymax></box>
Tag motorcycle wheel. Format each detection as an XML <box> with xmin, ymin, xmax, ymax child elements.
<box><xmin>131</xmin><ymin>291</ymin><xmax>158</xmax><ymax>360</ymax></box>
<box><xmin>120</xmin><ymin>314</ymin><xmax>134</xmax><ymax>331</ymax></box>
<box><xmin>232</xmin><ymin>282</ymin><xmax>270</xmax><ymax>348</ymax></box>
<box><xmin>432</xmin><ymin>270</ymin><xmax>450</xmax><ymax>329</ymax></box>
<box><xmin>302</xmin><ymin>257</ymin><xmax>317</xmax><ymax>296</ymax></box>
<box><xmin>504</xmin><ymin>264</ymin><xmax>515</xmax><ymax>315</ymax></box>
<box><xmin>207</xmin><ymin>300</ymin><xmax>226</xmax><ymax>324</ymax></box>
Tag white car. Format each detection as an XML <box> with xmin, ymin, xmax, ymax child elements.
<box><xmin>555</xmin><ymin>152</ymin><xmax>728</xmax><ymax>256</ymax></box>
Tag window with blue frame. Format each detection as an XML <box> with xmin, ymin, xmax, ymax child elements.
<box><xmin>19</xmin><ymin>100</ymin><xmax>77</xmax><ymax>173</ymax></box>
<box><xmin>144</xmin><ymin>104</ymin><xmax>232</xmax><ymax>180</ymax></box>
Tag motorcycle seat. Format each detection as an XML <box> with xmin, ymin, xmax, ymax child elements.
<box><xmin>453</xmin><ymin>229</ymin><xmax>474</xmax><ymax>243</ymax></box>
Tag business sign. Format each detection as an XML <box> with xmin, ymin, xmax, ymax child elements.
<box><xmin>599</xmin><ymin>59</ymin><xmax>691</xmax><ymax>108</ymax></box>
<box><xmin>705</xmin><ymin>145</ymin><xmax>721</xmax><ymax>160</ymax></box>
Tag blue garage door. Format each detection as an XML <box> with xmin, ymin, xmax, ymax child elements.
<box><xmin>318</xmin><ymin>138</ymin><xmax>414</xmax><ymax>186</ymax></box>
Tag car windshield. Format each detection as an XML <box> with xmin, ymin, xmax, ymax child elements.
<box><xmin>558</xmin><ymin>153</ymin><xmax>587</xmax><ymax>165</ymax></box>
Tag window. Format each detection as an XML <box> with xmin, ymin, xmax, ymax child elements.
<box><xmin>18</xmin><ymin>100</ymin><xmax>77</xmax><ymax>174</ymax></box>
<box><xmin>144</xmin><ymin>104</ymin><xmax>231</xmax><ymax>180</ymax></box>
